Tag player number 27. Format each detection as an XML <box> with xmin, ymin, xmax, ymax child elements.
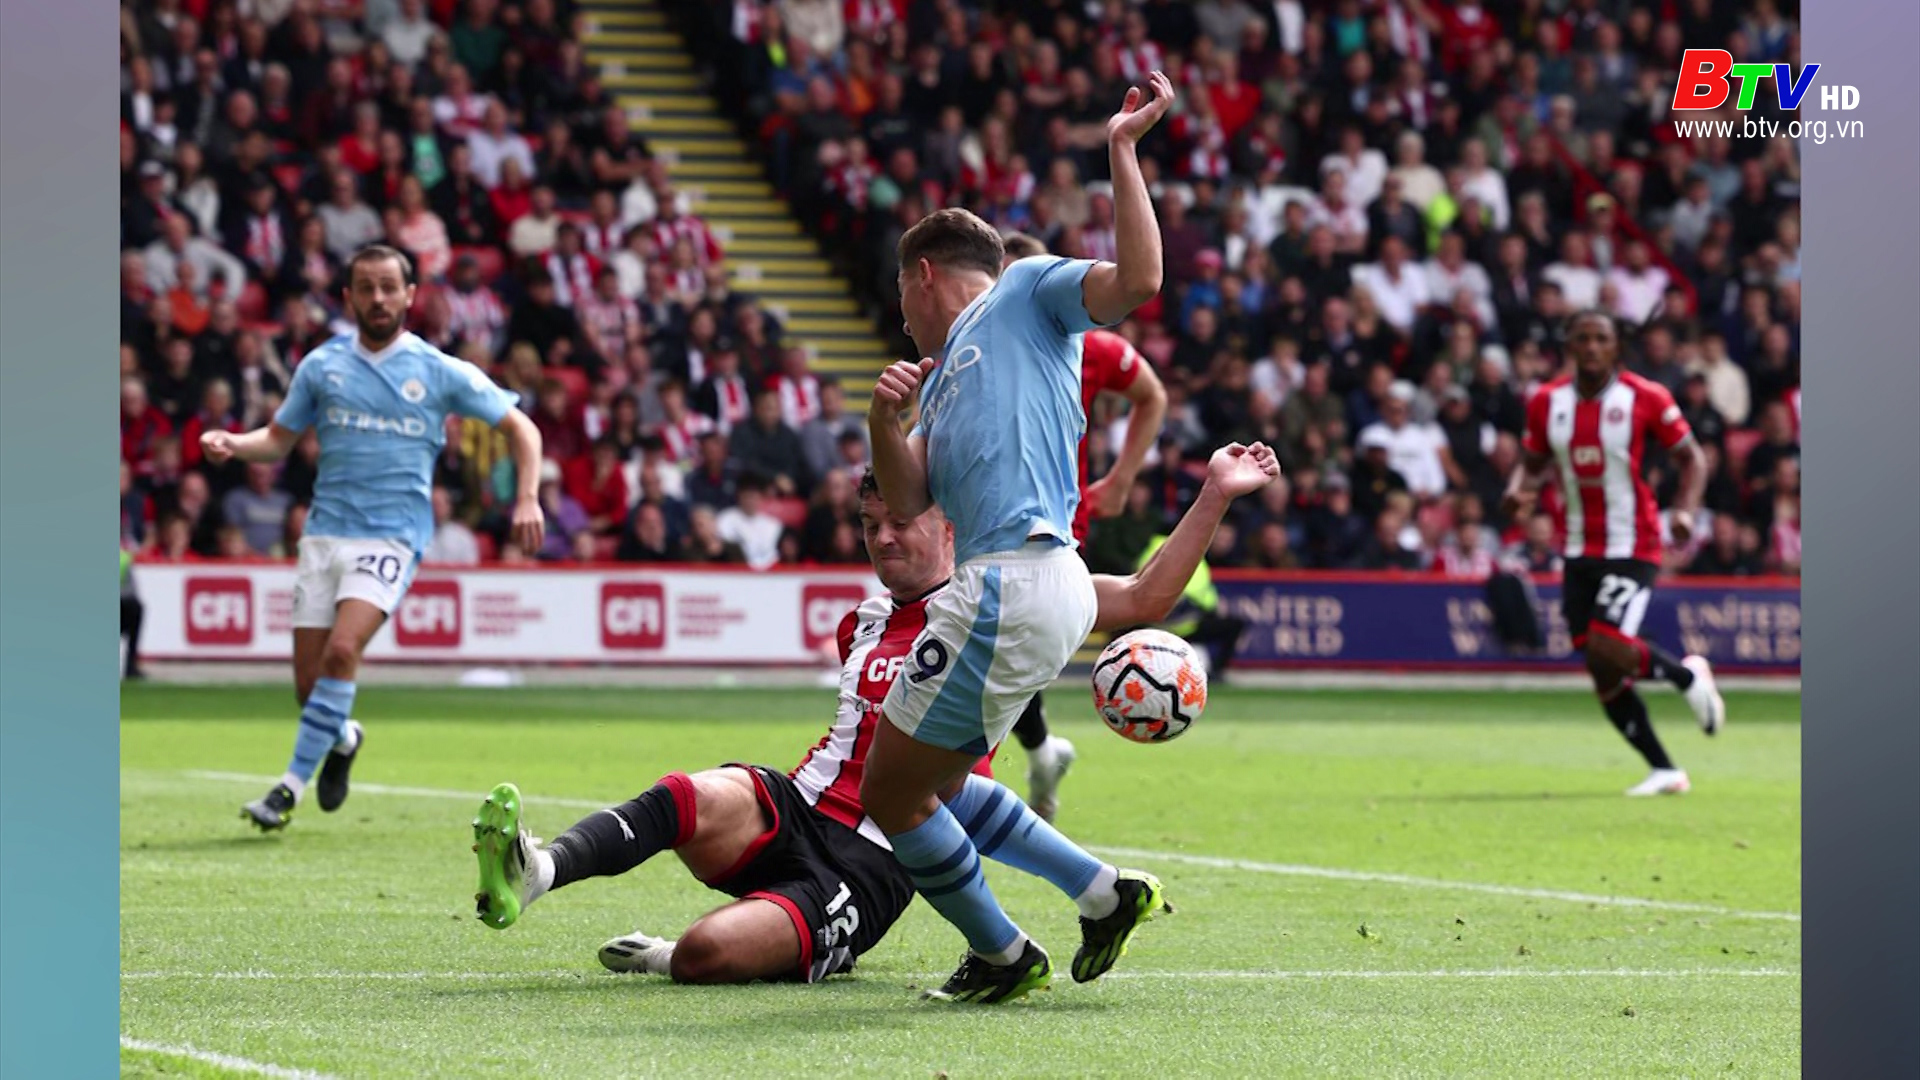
<box><xmin>355</xmin><ymin>553</ymin><xmax>403</xmax><ymax>585</ymax></box>
<box><xmin>1595</xmin><ymin>575</ymin><xmax>1643</xmax><ymax>625</ymax></box>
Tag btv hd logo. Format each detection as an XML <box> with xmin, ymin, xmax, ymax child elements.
<box><xmin>1672</xmin><ymin>50</ymin><xmax>1857</xmax><ymax>112</ymax></box>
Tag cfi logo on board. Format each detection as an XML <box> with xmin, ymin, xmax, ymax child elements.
<box><xmin>394</xmin><ymin>579</ymin><xmax>461</xmax><ymax>648</ymax></box>
<box><xmin>185</xmin><ymin>577</ymin><xmax>254</xmax><ymax>645</ymax></box>
<box><xmin>800</xmin><ymin>584</ymin><xmax>867</xmax><ymax>651</ymax></box>
<box><xmin>601</xmin><ymin>582</ymin><xmax>667</xmax><ymax>650</ymax></box>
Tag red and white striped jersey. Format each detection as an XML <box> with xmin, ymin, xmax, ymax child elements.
<box><xmin>1524</xmin><ymin>371</ymin><xmax>1692</xmax><ymax>563</ymax></box>
<box><xmin>772</xmin><ymin>372</ymin><xmax>823</xmax><ymax>430</ymax></box>
<box><xmin>790</xmin><ymin>588</ymin><xmax>994</xmax><ymax>849</ymax></box>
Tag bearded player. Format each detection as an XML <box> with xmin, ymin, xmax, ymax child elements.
<box><xmin>851</xmin><ymin>73</ymin><xmax>1177</xmax><ymax>1002</ymax></box>
<box><xmin>996</xmin><ymin>231</ymin><xmax>1169</xmax><ymax>823</ymax></box>
<box><xmin>203</xmin><ymin>246</ymin><xmax>545</xmax><ymax>830</ymax></box>
<box><xmin>471</xmin><ymin>444</ymin><xmax>1279</xmax><ymax>986</ymax></box>
<box><xmin>1502</xmin><ymin>311</ymin><xmax>1726</xmax><ymax>796</ymax></box>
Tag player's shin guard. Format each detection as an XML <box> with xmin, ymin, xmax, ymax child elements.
<box><xmin>945</xmin><ymin>775</ymin><xmax>1115</xmax><ymax>917</ymax></box>
<box><xmin>891</xmin><ymin>804</ymin><xmax>1025</xmax><ymax>963</ymax></box>
<box><xmin>1599</xmin><ymin>683</ymin><xmax>1675</xmax><ymax>770</ymax></box>
<box><xmin>285</xmin><ymin>677</ymin><xmax>356</xmax><ymax>795</ymax></box>
<box><xmin>1011</xmin><ymin>694</ymin><xmax>1050</xmax><ymax>750</ymax></box>
<box><xmin>545</xmin><ymin>774</ymin><xmax>695</xmax><ymax>890</ymax></box>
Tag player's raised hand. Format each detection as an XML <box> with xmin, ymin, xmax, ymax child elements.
<box><xmin>201</xmin><ymin>430</ymin><xmax>237</xmax><ymax>465</ymax></box>
<box><xmin>1206</xmin><ymin>441</ymin><xmax>1282</xmax><ymax>500</ymax></box>
<box><xmin>1500</xmin><ymin>487</ymin><xmax>1537</xmax><ymax>523</ymax></box>
<box><xmin>1668</xmin><ymin>507</ymin><xmax>1697</xmax><ymax>547</ymax></box>
<box><xmin>870</xmin><ymin>357</ymin><xmax>936</xmax><ymax>417</ymax></box>
<box><xmin>1085</xmin><ymin>472</ymin><xmax>1130</xmax><ymax>519</ymax></box>
<box><xmin>511</xmin><ymin>494</ymin><xmax>546</xmax><ymax>555</ymax></box>
<box><xmin>1107</xmin><ymin>70</ymin><xmax>1176</xmax><ymax>146</ymax></box>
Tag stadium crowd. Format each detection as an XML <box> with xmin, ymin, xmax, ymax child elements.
<box><xmin>120</xmin><ymin>0</ymin><xmax>1802</xmax><ymax>581</ymax></box>
<box><xmin>119</xmin><ymin>0</ymin><xmax>878</xmax><ymax>570</ymax></box>
<box><xmin>683</xmin><ymin>0</ymin><xmax>1803</xmax><ymax>579</ymax></box>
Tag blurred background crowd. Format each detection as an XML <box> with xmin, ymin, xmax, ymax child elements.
<box><xmin>120</xmin><ymin>0</ymin><xmax>1802</xmax><ymax>580</ymax></box>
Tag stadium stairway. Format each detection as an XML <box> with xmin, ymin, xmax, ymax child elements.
<box><xmin>579</xmin><ymin>0</ymin><xmax>894</xmax><ymax>409</ymax></box>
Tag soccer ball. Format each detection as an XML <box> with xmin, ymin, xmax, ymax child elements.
<box><xmin>1090</xmin><ymin>629</ymin><xmax>1207</xmax><ymax>743</ymax></box>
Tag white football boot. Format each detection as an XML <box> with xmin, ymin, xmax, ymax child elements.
<box><xmin>1681</xmin><ymin>656</ymin><xmax>1726</xmax><ymax>735</ymax></box>
<box><xmin>1625</xmin><ymin>768</ymin><xmax>1692</xmax><ymax>797</ymax></box>
<box><xmin>1026</xmin><ymin>735</ymin><xmax>1077</xmax><ymax>823</ymax></box>
<box><xmin>598</xmin><ymin>930</ymin><xmax>677</xmax><ymax>975</ymax></box>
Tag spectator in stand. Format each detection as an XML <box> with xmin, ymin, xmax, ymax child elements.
<box><xmin>1358</xmin><ymin>383</ymin><xmax>1457</xmax><ymax>501</ymax></box>
<box><xmin>716</xmin><ymin>474</ymin><xmax>786</xmax><ymax>571</ymax></box>
<box><xmin>616</xmin><ymin>501</ymin><xmax>676</xmax><ymax>564</ymax></box>
<box><xmin>532</xmin><ymin>458</ymin><xmax>590</xmax><ymax>561</ymax></box>
<box><xmin>508</xmin><ymin>182</ymin><xmax>563</xmax><ymax>256</ymax></box>
<box><xmin>801</xmin><ymin>468</ymin><xmax>862</xmax><ymax>564</ymax></box>
<box><xmin>505</xmin><ymin>271</ymin><xmax>583</xmax><ymax>362</ymax></box>
<box><xmin>678</xmin><ymin>504</ymin><xmax>747</xmax><ymax>565</ymax></box>
<box><xmin>1542</xmin><ymin>231</ymin><xmax>1602</xmax><ymax>311</ymax></box>
<box><xmin>391</xmin><ymin>174</ymin><xmax>452</xmax><ymax>281</ymax></box>
<box><xmin>426</xmin><ymin>484</ymin><xmax>482</xmax><ymax>565</ymax></box>
<box><xmin>1685</xmin><ymin>512</ymin><xmax>1763</xmax><ymax>577</ymax></box>
<box><xmin>567</xmin><ymin>437</ymin><xmax>632</xmax><ymax>537</ymax></box>
<box><xmin>728</xmin><ymin>387</ymin><xmax>810</xmax><ymax>497</ymax></box>
<box><xmin>145</xmin><ymin>214</ymin><xmax>247</xmax><ymax>299</ymax></box>
<box><xmin>1606</xmin><ymin>239</ymin><xmax>1671</xmax><ymax>324</ymax></box>
<box><xmin>467</xmin><ymin>99</ymin><xmax>534</xmax><ymax>189</ymax></box>
<box><xmin>1504</xmin><ymin>511</ymin><xmax>1566</xmax><ymax>575</ymax></box>
<box><xmin>1354</xmin><ymin>493</ymin><xmax>1424</xmax><ymax>571</ymax></box>
<box><xmin>443</xmin><ymin>253</ymin><xmax>508</xmax><ymax>355</ymax></box>
<box><xmin>317</xmin><ymin>171</ymin><xmax>384</xmax><ymax>262</ymax></box>
<box><xmin>769</xmin><ymin>345</ymin><xmax>824</xmax><ymax>430</ymax></box>
<box><xmin>684</xmin><ymin>431</ymin><xmax>738</xmax><ymax>510</ymax></box>
<box><xmin>220</xmin><ymin>462</ymin><xmax>292</xmax><ymax>555</ymax></box>
<box><xmin>693</xmin><ymin>346</ymin><xmax>754</xmax><ymax>435</ymax></box>
<box><xmin>544</xmin><ymin>223</ymin><xmax>599</xmax><ymax>308</ymax></box>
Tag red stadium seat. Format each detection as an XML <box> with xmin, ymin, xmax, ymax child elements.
<box><xmin>764</xmin><ymin>497</ymin><xmax>808</xmax><ymax>530</ymax></box>
<box><xmin>1724</xmin><ymin>429</ymin><xmax>1764</xmax><ymax>481</ymax></box>
<box><xmin>547</xmin><ymin>365</ymin><xmax>589</xmax><ymax>403</ymax></box>
<box><xmin>594</xmin><ymin>535</ymin><xmax>619</xmax><ymax>561</ymax></box>
<box><xmin>237</xmin><ymin>281</ymin><xmax>270</xmax><ymax>322</ymax></box>
<box><xmin>475</xmin><ymin>532</ymin><xmax>498</xmax><ymax>562</ymax></box>
<box><xmin>453</xmin><ymin>245</ymin><xmax>506</xmax><ymax>284</ymax></box>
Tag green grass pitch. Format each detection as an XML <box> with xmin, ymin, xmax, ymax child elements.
<box><xmin>121</xmin><ymin>683</ymin><xmax>1800</xmax><ymax>1078</ymax></box>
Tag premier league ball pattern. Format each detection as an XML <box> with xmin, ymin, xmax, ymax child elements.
<box><xmin>1091</xmin><ymin>629</ymin><xmax>1207</xmax><ymax>743</ymax></box>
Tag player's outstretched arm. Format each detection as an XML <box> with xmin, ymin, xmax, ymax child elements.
<box><xmin>1080</xmin><ymin>71</ymin><xmax>1175</xmax><ymax>327</ymax></box>
<box><xmin>495</xmin><ymin>409</ymin><xmax>547</xmax><ymax>554</ymax></box>
<box><xmin>1667</xmin><ymin>436</ymin><xmax>1708</xmax><ymax>545</ymax></box>
<box><xmin>1087</xmin><ymin>361</ymin><xmax>1168</xmax><ymax>519</ymax></box>
<box><xmin>866</xmin><ymin>358</ymin><xmax>935</xmax><ymax>519</ymax></box>
<box><xmin>1500</xmin><ymin>449</ymin><xmax>1554</xmax><ymax>522</ymax></box>
<box><xmin>200</xmin><ymin>422</ymin><xmax>301</xmax><ymax>466</ymax></box>
<box><xmin>1092</xmin><ymin>442</ymin><xmax>1280</xmax><ymax>632</ymax></box>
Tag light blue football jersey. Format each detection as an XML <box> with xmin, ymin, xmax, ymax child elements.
<box><xmin>912</xmin><ymin>255</ymin><xmax>1107</xmax><ymax>566</ymax></box>
<box><xmin>274</xmin><ymin>331</ymin><xmax>515</xmax><ymax>554</ymax></box>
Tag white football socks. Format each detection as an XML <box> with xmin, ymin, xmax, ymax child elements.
<box><xmin>1076</xmin><ymin>864</ymin><xmax>1121</xmax><ymax>919</ymax></box>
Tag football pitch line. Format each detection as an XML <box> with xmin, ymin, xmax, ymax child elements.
<box><xmin>158</xmin><ymin>770</ymin><xmax>1802</xmax><ymax>924</ymax></box>
<box><xmin>120</xmin><ymin>1035</ymin><xmax>337</xmax><ymax>1079</ymax></box>
<box><xmin>122</xmin><ymin>967</ymin><xmax>1796</xmax><ymax>983</ymax></box>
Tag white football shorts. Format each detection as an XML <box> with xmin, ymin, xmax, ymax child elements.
<box><xmin>291</xmin><ymin>536</ymin><xmax>421</xmax><ymax>629</ymax></box>
<box><xmin>882</xmin><ymin>543</ymin><xmax>1097</xmax><ymax>756</ymax></box>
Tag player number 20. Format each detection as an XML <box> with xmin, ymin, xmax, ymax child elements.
<box><xmin>355</xmin><ymin>553</ymin><xmax>403</xmax><ymax>585</ymax></box>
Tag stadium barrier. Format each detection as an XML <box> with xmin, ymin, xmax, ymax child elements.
<box><xmin>131</xmin><ymin>560</ymin><xmax>1800</xmax><ymax>675</ymax></box>
<box><xmin>1213</xmin><ymin>571</ymin><xmax>1800</xmax><ymax>675</ymax></box>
